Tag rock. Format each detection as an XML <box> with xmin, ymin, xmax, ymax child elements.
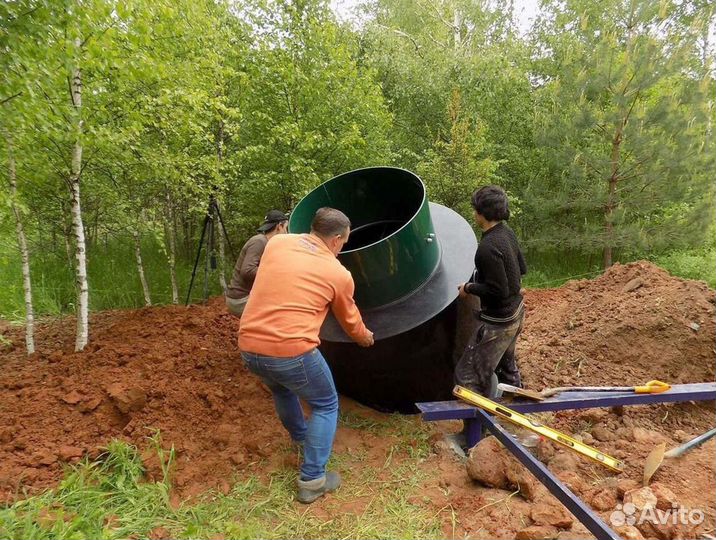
<box><xmin>617</xmin><ymin>479</ymin><xmax>641</xmax><ymax>499</ymax></box>
<box><xmin>57</xmin><ymin>445</ymin><xmax>84</xmax><ymax>461</ymax></box>
<box><xmin>623</xmin><ymin>278</ymin><xmax>644</xmax><ymax>292</ymax></box>
<box><xmin>466</xmin><ymin>436</ymin><xmax>510</xmax><ymax>488</ymax></box>
<box><xmin>555</xmin><ymin>471</ymin><xmax>584</xmax><ymax>495</ymax></box>
<box><xmin>590</xmin><ymin>487</ymin><xmax>618</xmax><ymax>511</ymax></box>
<box><xmin>547</xmin><ymin>451</ymin><xmax>578</xmax><ymax>474</ymax></box>
<box><xmin>672</xmin><ymin>430</ymin><xmax>690</xmax><ymax>443</ymax></box>
<box><xmin>530</xmin><ymin>501</ymin><xmax>574</xmax><ymax>529</ymax></box>
<box><xmin>688</xmin><ymin>322</ymin><xmax>700</xmax><ymax>332</ymax></box>
<box><xmin>637</xmin><ymin>518</ymin><xmax>679</xmax><ymax>540</ymax></box>
<box><xmin>506</xmin><ymin>459</ymin><xmax>543</xmax><ymax>501</ymax></box>
<box><xmin>632</xmin><ymin>427</ymin><xmax>662</xmax><ymax>443</ymax></box>
<box><xmin>61</xmin><ymin>390</ymin><xmax>84</xmax><ymax>405</ymax></box>
<box><xmin>624</xmin><ymin>486</ymin><xmax>657</xmax><ymax>511</ymax></box>
<box><xmin>29</xmin><ymin>449</ymin><xmax>57</xmax><ymax>467</ymax></box>
<box><xmin>581</xmin><ymin>409</ymin><xmax>608</xmax><ymax>424</ymax></box>
<box><xmin>78</xmin><ymin>397</ymin><xmax>102</xmax><ymax>413</ymax></box>
<box><xmin>515</xmin><ymin>525</ymin><xmax>559</xmax><ymax>540</ymax></box>
<box><xmin>591</xmin><ymin>424</ymin><xmax>615</xmax><ymax>442</ymax></box>
<box><xmin>580</xmin><ymin>432</ymin><xmax>595</xmax><ymax>445</ymax></box>
<box><xmin>649</xmin><ymin>482</ymin><xmax>678</xmax><ymax>511</ymax></box>
<box><xmin>615</xmin><ymin>525</ymin><xmax>645</xmax><ymax>539</ymax></box>
<box><xmin>106</xmin><ymin>384</ymin><xmax>146</xmax><ymax>414</ymax></box>
<box><xmin>615</xmin><ymin>427</ymin><xmax>633</xmax><ymax>441</ymax></box>
<box><xmin>535</xmin><ymin>438</ymin><xmax>556</xmax><ymax>463</ymax></box>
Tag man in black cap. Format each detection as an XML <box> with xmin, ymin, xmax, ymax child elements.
<box><xmin>226</xmin><ymin>210</ymin><xmax>289</xmax><ymax>316</ymax></box>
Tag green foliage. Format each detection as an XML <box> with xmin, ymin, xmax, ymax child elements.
<box><xmin>652</xmin><ymin>248</ymin><xmax>716</xmax><ymax>288</ymax></box>
<box><xmin>416</xmin><ymin>88</ymin><xmax>500</xmax><ymax>217</ymax></box>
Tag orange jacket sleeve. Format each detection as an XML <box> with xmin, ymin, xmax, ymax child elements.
<box><xmin>331</xmin><ymin>271</ymin><xmax>370</xmax><ymax>342</ymax></box>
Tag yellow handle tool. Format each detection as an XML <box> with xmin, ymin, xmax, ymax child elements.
<box><xmin>453</xmin><ymin>385</ymin><xmax>625</xmax><ymax>473</ymax></box>
<box><xmin>634</xmin><ymin>380</ymin><xmax>671</xmax><ymax>394</ymax></box>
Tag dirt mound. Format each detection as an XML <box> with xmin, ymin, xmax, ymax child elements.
<box><xmin>519</xmin><ymin>261</ymin><xmax>715</xmax><ymax>390</ymax></box>
<box><xmin>0</xmin><ymin>260</ymin><xmax>714</xmax><ymax>509</ymax></box>
<box><xmin>0</xmin><ymin>299</ymin><xmax>284</xmax><ymax>502</ymax></box>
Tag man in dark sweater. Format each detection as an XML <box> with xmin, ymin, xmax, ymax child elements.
<box><xmin>455</xmin><ymin>185</ymin><xmax>527</xmax><ymax>396</ymax></box>
<box><xmin>226</xmin><ymin>210</ymin><xmax>288</xmax><ymax>316</ymax></box>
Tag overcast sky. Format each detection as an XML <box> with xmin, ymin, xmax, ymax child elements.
<box><xmin>330</xmin><ymin>0</ymin><xmax>542</xmax><ymax>35</ymax></box>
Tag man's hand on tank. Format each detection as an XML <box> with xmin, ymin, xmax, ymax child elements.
<box><xmin>458</xmin><ymin>283</ymin><xmax>469</xmax><ymax>298</ymax></box>
<box><xmin>357</xmin><ymin>331</ymin><xmax>374</xmax><ymax>347</ymax></box>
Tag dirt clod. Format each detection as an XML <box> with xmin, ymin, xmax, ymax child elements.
<box><xmin>515</xmin><ymin>524</ymin><xmax>560</xmax><ymax>540</ymax></box>
<box><xmin>530</xmin><ymin>501</ymin><xmax>574</xmax><ymax>529</ymax></box>
<box><xmin>466</xmin><ymin>436</ymin><xmax>510</xmax><ymax>488</ymax></box>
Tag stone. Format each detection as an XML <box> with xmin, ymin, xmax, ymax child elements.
<box><xmin>78</xmin><ymin>397</ymin><xmax>102</xmax><ymax>413</ymax></box>
<box><xmin>617</xmin><ymin>479</ymin><xmax>641</xmax><ymax>499</ymax></box>
<box><xmin>591</xmin><ymin>424</ymin><xmax>615</xmax><ymax>442</ymax></box>
<box><xmin>506</xmin><ymin>459</ymin><xmax>544</xmax><ymax>501</ymax></box>
<box><xmin>622</xmin><ymin>277</ymin><xmax>644</xmax><ymax>292</ymax></box>
<box><xmin>554</xmin><ymin>471</ymin><xmax>584</xmax><ymax>495</ymax></box>
<box><xmin>649</xmin><ymin>482</ymin><xmax>678</xmax><ymax>511</ymax></box>
<box><xmin>581</xmin><ymin>409</ymin><xmax>608</xmax><ymax>424</ymax></box>
<box><xmin>580</xmin><ymin>432</ymin><xmax>595</xmax><ymax>445</ymax></box>
<box><xmin>530</xmin><ymin>501</ymin><xmax>574</xmax><ymax>529</ymax></box>
<box><xmin>632</xmin><ymin>427</ymin><xmax>662</xmax><ymax>443</ymax></box>
<box><xmin>624</xmin><ymin>486</ymin><xmax>657</xmax><ymax>511</ymax></box>
<box><xmin>466</xmin><ymin>436</ymin><xmax>510</xmax><ymax>489</ymax></box>
<box><xmin>547</xmin><ymin>451</ymin><xmax>578</xmax><ymax>474</ymax></box>
<box><xmin>29</xmin><ymin>449</ymin><xmax>57</xmax><ymax>467</ymax></box>
<box><xmin>106</xmin><ymin>384</ymin><xmax>146</xmax><ymax>414</ymax></box>
<box><xmin>515</xmin><ymin>525</ymin><xmax>559</xmax><ymax>540</ymax></box>
<box><xmin>615</xmin><ymin>525</ymin><xmax>645</xmax><ymax>540</ymax></box>
<box><xmin>672</xmin><ymin>430</ymin><xmax>690</xmax><ymax>443</ymax></box>
<box><xmin>535</xmin><ymin>438</ymin><xmax>556</xmax><ymax>463</ymax></box>
<box><xmin>57</xmin><ymin>446</ymin><xmax>84</xmax><ymax>461</ymax></box>
<box><xmin>590</xmin><ymin>487</ymin><xmax>618</xmax><ymax>511</ymax></box>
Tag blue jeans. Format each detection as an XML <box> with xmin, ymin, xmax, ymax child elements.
<box><xmin>241</xmin><ymin>348</ymin><xmax>339</xmax><ymax>481</ymax></box>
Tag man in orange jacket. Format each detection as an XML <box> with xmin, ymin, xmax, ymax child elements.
<box><xmin>239</xmin><ymin>207</ymin><xmax>374</xmax><ymax>503</ymax></box>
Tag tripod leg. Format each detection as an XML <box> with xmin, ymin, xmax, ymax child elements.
<box><xmin>214</xmin><ymin>202</ymin><xmax>235</xmax><ymax>260</ymax></box>
<box><xmin>203</xmin><ymin>211</ymin><xmax>214</xmax><ymax>303</ymax></box>
<box><xmin>185</xmin><ymin>214</ymin><xmax>210</xmax><ymax>306</ymax></box>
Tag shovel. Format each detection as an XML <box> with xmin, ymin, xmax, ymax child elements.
<box><xmin>643</xmin><ymin>427</ymin><xmax>716</xmax><ymax>485</ymax></box>
<box><xmin>498</xmin><ymin>380</ymin><xmax>671</xmax><ymax>401</ymax></box>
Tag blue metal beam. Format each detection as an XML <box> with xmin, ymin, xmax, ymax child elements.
<box><xmin>477</xmin><ymin>409</ymin><xmax>621</xmax><ymax>540</ymax></box>
<box><xmin>416</xmin><ymin>382</ymin><xmax>716</xmax><ymax>421</ymax></box>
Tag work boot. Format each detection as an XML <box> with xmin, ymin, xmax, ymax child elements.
<box><xmin>296</xmin><ymin>471</ymin><xmax>341</xmax><ymax>504</ymax></box>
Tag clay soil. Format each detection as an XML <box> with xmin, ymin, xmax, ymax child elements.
<box><xmin>1</xmin><ymin>261</ymin><xmax>714</xmax><ymax>539</ymax></box>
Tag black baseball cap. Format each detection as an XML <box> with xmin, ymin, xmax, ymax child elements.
<box><xmin>257</xmin><ymin>209</ymin><xmax>289</xmax><ymax>232</ymax></box>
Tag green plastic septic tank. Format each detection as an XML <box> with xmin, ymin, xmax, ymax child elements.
<box><xmin>288</xmin><ymin>167</ymin><xmax>440</xmax><ymax>310</ymax></box>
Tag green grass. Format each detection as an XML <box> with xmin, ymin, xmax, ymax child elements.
<box><xmin>0</xmin><ymin>236</ymin><xmax>226</xmax><ymax>322</ymax></box>
<box><xmin>1</xmin><ymin>426</ymin><xmax>442</xmax><ymax>540</ymax></box>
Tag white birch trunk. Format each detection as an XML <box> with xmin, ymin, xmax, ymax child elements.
<box><xmin>70</xmin><ymin>38</ymin><xmax>89</xmax><ymax>351</ymax></box>
<box><xmin>133</xmin><ymin>227</ymin><xmax>151</xmax><ymax>306</ymax></box>
<box><xmin>5</xmin><ymin>129</ymin><xmax>35</xmax><ymax>354</ymax></box>
<box><xmin>165</xmin><ymin>193</ymin><xmax>179</xmax><ymax>304</ymax></box>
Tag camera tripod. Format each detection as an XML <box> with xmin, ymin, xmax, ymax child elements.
<box><xmin>185</xmin><ymin>196</ymin><xmax>235</xmax><ymax>305</ymax></box>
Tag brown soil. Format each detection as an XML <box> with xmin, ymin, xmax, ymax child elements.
<box><xmin>1</xmin><ymin>261</ymin><xmax>714</xmax><ymax>539</ymax></box>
